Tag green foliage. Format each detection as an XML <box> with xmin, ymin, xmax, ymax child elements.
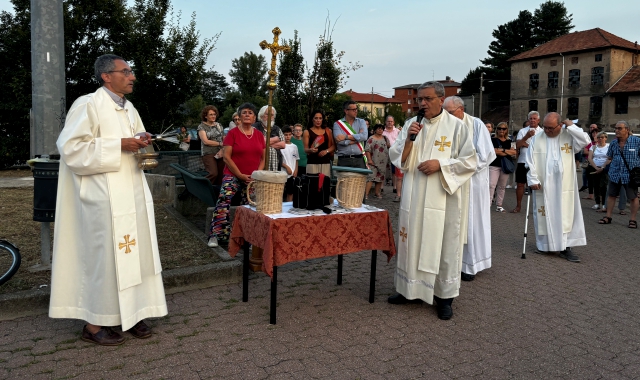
<box><xmin>461</xmin><ymin>1</ymin><xmax>574</xmax><ymax>109</ymax></box>
<box><xmin>179</xmin><ymin>95</ymin><xmax>206</xmax><ymax>128</ymax></box>
<box><xmin>276</xmin><ymin>31</ymin><xmax>306</xmax><ymax>126</ymax></box>
<box><xmin>385</xmin><ymin>103</ymin><xmax>406</xmax><ymax>127</ymax></box>
<box><xmin>201</xmin><ymin>69</ymin><xmax>230</xmax><ymax>106</ymax></box>
<box><xmin>229</xmin><ymin>52</ymin><xmax>268</xmax><ymax>99</ymax></box>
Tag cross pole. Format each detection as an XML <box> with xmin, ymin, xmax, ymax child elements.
<box><xmin>259</xmin><ymin>27</ymin><xmax>291</xmax><ymax>170</ymax></box>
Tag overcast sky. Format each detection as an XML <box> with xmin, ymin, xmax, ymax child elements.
<box><xmin>3</xmin><ymin>0</ymin><xmax>639</xmax><ymax>97</ymax></box>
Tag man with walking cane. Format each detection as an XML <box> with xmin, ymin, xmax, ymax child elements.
<box><xmin>524</xmin><ymin>112</ymin><xmax>590</xmax><ymax>262</ymax></box>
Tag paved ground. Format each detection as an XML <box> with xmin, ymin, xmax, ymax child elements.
<box><xmin>1</xmin><ymin>178</ymin><xmax>639</xmax><ymax>379</ymax></box>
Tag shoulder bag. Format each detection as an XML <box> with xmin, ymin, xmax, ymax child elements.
<box><xmin>618</xmin><ymin>143</ymin><xmax>640</xmax><ymax>187</ymax></box>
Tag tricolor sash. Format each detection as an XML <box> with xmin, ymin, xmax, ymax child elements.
<box><xmin>335</xmin><ymin>119</ymin><xmax>367</xmax><ymax>164</ymax></box>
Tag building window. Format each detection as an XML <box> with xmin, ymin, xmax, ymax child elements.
<box><xmin>376</xmin><ymin>108</ymin><xmax>382</xmax><ymax>117</ymax></box>
<box><xmin>615</xmin><ymin>95</ymin><xmax>629</xmax><ymax>114</ymax></box>
<box><xmin>590</xmin><ymin>96</ymin><xmax>603</xmax><ymax>117</ymax></box>
<box><xmin>408</xmin><ymin>89</ymin><xmax>412</xmax><ymax>95</ymax></box>
<box><xmin>568</xmin><ymin>69</ymin><xmax>581</xmax><ymax>88</ymax></box>
<box><xmin>362</xmin><ymin>106</ymin><xmax>368</xmax><ymax>113</ymax></box>
<box><xmin>571</xmin><ymin>57</ymin><xmax>579</xmax><ymax>64</ymax></box>
<box><xmin>595</xmin><ymin>54</ymin><xmax>603</xmax><ymax>62</ymax></box>
<box><xmin>547</xmin><ymin>99</ymin><xmax>558</xmax><ymax>113</ymax></box>
<box><xmin>529</xmin><ymin>100</ymin><xmax>538</xmax><ymax>112</ymax></box>
<box><xmin>532</xmin><ymin>62</ymin><xmax>538</xmax><ymax>69</ymax></box>
<box><xmin>568</xmin><ymin>97</ymin><xmax>579</xmax><ymax>116</ymax></box>
<box><xmin>408</xmin><ymin>99</ymin><xmax>411</xmax><ymax>105</ymax></box>
<box><xmin>548</xmin><ymin>71</ymin><xmax>559</xmax><ymax>88</ymax></box>
<box><xmin>550</xmin><ymin>60</ymin><xmax>557</xmax><ymax>66</ymax></box>
<box><xmin>529</xmin><ymin>74</ymin><xmax>539</xmax><ymax>89</ymax></box>
<box><xmin>591</xmin><ymin>67</ymin><xmax>604</xmax><ymax>85</ymax></box>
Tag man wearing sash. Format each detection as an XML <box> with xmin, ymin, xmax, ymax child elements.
<box><xmin>387</xmin><ymin>82</ymin><xmax>477</xmax><ymax>320</ymax></box>
<box><xmin>333</xmin><ymin>100</ymin><xmax>368</xmax><ymax>169</ymax></box>
<box><xmin>525</xmin><ymin>112</ymin><xmax>589</xmax><ymax>262</ymax></box>
<box><xmin>443</xmin><ymin>96</ymin><xmax>496</xmax><ymax>282</ymax></box>
<box><xmin>50</xmin><ymin>54</ymin><xmax>168</xmax><ymax>345</ymax></box>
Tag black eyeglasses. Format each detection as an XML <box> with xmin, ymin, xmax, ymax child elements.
<box><xmin>543</xmin><ymin>124</ymin><xmax>560</xmax><ymax>131</ymax></box>
<box><xmin>496</xmin><ymin>128</ymin><xmax>508</xmax><ymax>130</ymax></box>
<box><xmin>108</xmin><ymin>69</ymin><xmax>134</xmax><ymax>77</ymax></box>
<box><xmin>345</xmin><ymin>108</ymin><xmax>357</xmax><ymax>111</ymax></box>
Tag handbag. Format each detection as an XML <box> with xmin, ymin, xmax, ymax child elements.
<box><xmin>500</xmin><ymin>156</ymin><xmax>515</xmax><ymax>174</ymax></box>
<box><xmin>618</xmin><ymin>144</ymin><xmax>640</xmax><ymax>187</ymax></box>
<box><xmin>292</xmin><ymin>173</ymin><xmax>331</xmax><ymax>210</ymax></box>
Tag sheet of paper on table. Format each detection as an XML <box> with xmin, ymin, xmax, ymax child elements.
<box><xmin>242</xmin><ymin>201</ymin><xmax>383</xmax><ymax>219</ymax></box>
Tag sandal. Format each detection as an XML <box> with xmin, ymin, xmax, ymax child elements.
<box><xmin>496</xmin><ymin>206</ymin><xmax>505</xmax><ymax>213</ymax></box>
<box><xmin>629</xmin><ymin>220</ymin><xmax>638</xmax><ymax>229</ymax></box>
<box><xmin>598</xmin><ymin>217</ymin><xmax>612</xmax><ymax>224</ymax></box>
<box><xmin>510</xmin><ymin>208</ymin><xmax>521</xmax><ymax>213</ymax></box>
<box><xmin>619</xmin><ymin>210</ymin><xmax>627</xmax><ymax>215</ymax></box>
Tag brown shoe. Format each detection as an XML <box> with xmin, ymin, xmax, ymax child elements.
<box><xmin>81</xmin><ymin>325</ymin><xmax>125</xmax><ymax>346</ymax></box>
<box><xmin>127</xmin><ymin>320</ymin><xmax>152</xmax><ymax>339</ymax></box>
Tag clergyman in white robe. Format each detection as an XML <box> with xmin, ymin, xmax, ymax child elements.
<box><xmin>460</xmin><ymin>114</ymin><xmax>496</xmax><ymax>275</ymax></box>
<box><xmin>49</xmin><ymin>87</ymin><xmax>168</xmax><ymax>331</ymax></box>
<box><xmin>524</xmin><ymin>120</ymin><xmax>589</xmax><ymax>252</ymax></box>
<box><xmin>389</xmin><ymin>110</ymin><xmax>477</xmax><ymax>304</ymax></box>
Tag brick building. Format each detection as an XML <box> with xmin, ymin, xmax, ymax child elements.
<box><xmin>508</xmin><ymin>28</ymin><xmax>640</xmax><ymax>129</ymax></box>
<box><xmin>342</xmin><ymin>89</ymin><xmax>402</xmax><ymax>119</ymax></box>
<box><xmin>393</xmin><ymin>77</ymin><xmax>461</xmax><ymax>115</ymax></box>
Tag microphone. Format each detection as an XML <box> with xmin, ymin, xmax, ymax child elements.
<box><xmin>410</xmin><ymin>109</ymin><xmax>426</xmax><ymax>141</ymax></box>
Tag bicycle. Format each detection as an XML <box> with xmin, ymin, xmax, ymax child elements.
<box><xmin>0</xmin><ymin>240</ymin><xmax>21</xmax><ymax>286</ymax></box>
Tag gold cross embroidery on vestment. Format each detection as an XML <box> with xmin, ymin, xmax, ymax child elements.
<box><xmin>118</xmin><ymin>234</ymin><xmax>136</xmax><ymax>254</ymax></box>
<box><xmin>561</xmin><ymin>143</ymin><xmax>573</xmax><ymax>154</ymax></box>
<box><xmin>399</xmin><ymin>227</ymin><xmax>408</xmax><ymax>242</ymax></box>
<box><xmin>435</xmin><ymin>136</ymin><xmax>451</xmax><ymax>152</ymax></box>
<box><xmin>538</xmin><ymin>206</ymin><xmax>546</xmax><ymax>216</ymax></box>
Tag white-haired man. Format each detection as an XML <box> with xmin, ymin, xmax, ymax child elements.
<box><xmin>387</xmin><ymin>82</ymin><xmax>477</xmax><ymax>320</ymax></box>
<box><xmin>253</xmin><ymin>105</ymin><xmax>285</xmax><ymax>172</ymax></box>
<box><xmin>443</xmin><ymin>96</ymin><xmax>496</xmax><ymax>281</ymax></box>
<box><xmin>513</xmin><ymin>111</ymin><xmax>543</xmax><ymax>213</ymax></box>
<box><xmin>525</xmin><ymin>112</ymin><xmax>590</xmax><ymax>262</ymax></box>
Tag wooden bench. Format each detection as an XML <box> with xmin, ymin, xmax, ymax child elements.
<box><xmin>169</xmin><ymin>163</ymin><xmax>220</xmax><ymax>207</ymax></box>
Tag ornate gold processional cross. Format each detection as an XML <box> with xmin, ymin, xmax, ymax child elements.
<box><xmin>259</xmin><ymin>27</ymin><xmax>291</xmax><ymax>170</ymax></box>
<box><xmin>399</xmin><ymin>227</ymin><xmax>408</xmax><ymax>242</ymax></box>
<box><xmin>538</xmin><ymin>206</ymin><xmax>546</xmax><ymax>216</ymax></box>
<box><xmin>119</xmin><ymin>234</ymin><xmax>136</xmax><ymax>254</ymax></box>
<box><xmin>561</xmin><ymin>143</ymin><xmax>573</xmax><ymax>154</ymax></box>
<box><xmin>435</xmin><ymin>136</ymin><xmax>451</xmax><ymax>152</ymax></box>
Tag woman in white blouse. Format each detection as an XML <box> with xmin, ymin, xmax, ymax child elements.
<box><xmin>587</xmin><ymin>132</ymin><xmax>610</xmax><ymax>210</ymax></box>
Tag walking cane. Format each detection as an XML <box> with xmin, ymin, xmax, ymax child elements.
<box><xmin>521</xmin><ymin>188</ymin><xmax>531</xmax><ymax>259</ymax></box>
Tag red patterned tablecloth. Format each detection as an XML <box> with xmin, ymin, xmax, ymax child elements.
<box><xmin>228</xmin><ymin>206</ymin><xmax>396</xmax><ymax>278</ymax></box>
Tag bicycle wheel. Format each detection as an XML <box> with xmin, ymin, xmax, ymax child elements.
<box><xmin>0</xmin><ymin>240</ymin><xmax>21</xmax><ymax>286</ymax></box>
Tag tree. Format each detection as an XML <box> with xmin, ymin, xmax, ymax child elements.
<box><xmin>532</xmin><ymin>1</ymin><xmax>574</xmax><ymax>46</ymax></box>
<box><xmin>276</xmin><ymin>31</ymin><xmax>306</xmax><ymax>126</ymax></box>
<box><xmin>201</xmin><ymin>68</ymin><xmax>230</xmax><ymax>106</ymax></box>
<box><xmin>229</xmin><ymin>52</ymin><xmax>268</xmax><ymax>98</ymax></box>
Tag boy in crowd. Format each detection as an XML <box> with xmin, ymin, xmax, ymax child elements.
<box><xmin>281</xmin><ymin>126</ymin><xmax>299</xmax><ymax>201</ymax></box>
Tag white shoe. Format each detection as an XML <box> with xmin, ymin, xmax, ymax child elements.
<box><xmin>207</xmin><ymin>236</ymin><xmax>218</xmax><ymax>247</ymax></box>
<box><xmin>496</xmin><ymin>206</ymin><xmax>505</xmax><ymax>212</ymax></box>
<box><xmin>591</xmin><ymin>204</ymin><xmax>600</xmax><ymax>210</ymax></box>
<box><xmin>506</xmin><ymin>185</ymin><xmax>512</xmax><ymax>189</ymax></box>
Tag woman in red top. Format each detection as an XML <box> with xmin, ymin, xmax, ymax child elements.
<box><xmin>208</xmin><ymin>103</ymin><xmax>265</xmax><ymax>247</ymax></box>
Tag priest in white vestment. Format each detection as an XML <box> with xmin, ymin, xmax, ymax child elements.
<box><xmin>387</xmin><ymin>82</ymin><xmax>477</xmax><ymax>320</ymax></box>
<box><xmin>524</xmin><ymin>112</ymin><xmax>589</xmax><ymax>262</ymax></box>
<box><xmin>443</xmin><ymin>96</ymin><xmax>496</xmax><ymax>281</ymax></box>
<box><xmin>49</xmin><ymin>54</ymin><xmax>168</xmax><ymax>346</ymax></box>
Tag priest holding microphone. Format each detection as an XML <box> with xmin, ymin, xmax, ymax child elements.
<box><xmin>387</xmin><ymin>81</ymin><xmax>477</xmax><ymax>320</ymax></box>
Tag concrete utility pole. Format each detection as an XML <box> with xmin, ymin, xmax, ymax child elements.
<box><xmin>478</xmin><ymin>72</ymin><xmax>485</xmax><ymax>119</ymax></box>
<box><xmin>31</xmin><ymin>0</ymin><xmax>66</xmax><ymax>158</ymax></box>
<box><xmin>30</xmin><ymin>0</ymin><xmax>65</xmax><ymax>271</ymax></box>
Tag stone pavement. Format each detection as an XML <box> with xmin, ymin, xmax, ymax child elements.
<box><xmin>1</xmin><ymin>181</ymin><xmax>639</xmax><ymax>379</ymax></box>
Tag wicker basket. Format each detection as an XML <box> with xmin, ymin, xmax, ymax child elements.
<box><xmin>247</xmin><ymin>170</ymin><xmax>288</xmax><ymax>214</ymax></box>
<box><xmin>335</xmin><ymin>172</ymin><xmax>367</xmax><ymax>209</ymax></box>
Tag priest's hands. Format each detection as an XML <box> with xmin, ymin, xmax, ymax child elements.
<box><xmin>121</xmin><ymin>137</ymin><xmax>149</xmax><ymax>152</ymax></box>
<box><xmin>408</xmin><ymin>122</ymin><xmax>422</xmax><ymax>139</ymax></box>
<box><xmin>417</xmin><ymin>159</ymin><xmax>440</xmax><ymax>176</ymax></box>
<box><xmin>530</xmin><ymin>184</ymin><xmax>541</xmax><ymax>190</ymax></box>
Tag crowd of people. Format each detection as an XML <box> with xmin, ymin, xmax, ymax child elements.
<box><xmin>48</xmin><ymin>54</ymin><xmax>640</xmax><ymax>347</ymax></box>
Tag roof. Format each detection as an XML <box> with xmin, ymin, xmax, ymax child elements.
<box><xmin>508</xmin><ymin>28</ymin><xmax>639</xmax><ymax>62</ymax></box>
<box><xmin>394</xmin><ymin>80</ymin><xmax>461</xmax><ymax>89</ymax></box>
<box><xmin>607</xmin><ymin>65</ymin><xmax>640</xmax><ymax>93</ymax></box>
<box><xmin>343</xmin><ymin>90</ymin><xmax>402</xmax><ymax>104</ymax></box>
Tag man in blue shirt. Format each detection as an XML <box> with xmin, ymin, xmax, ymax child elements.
<box><xmin>600</xmin><ymin>120</ymin><xmax>640</xmax><ymax>228</ymax></box>
<box><xmin>333</xmin><ymin>101</ymin><xmax>368</xmax><ymax>169</ymax></box>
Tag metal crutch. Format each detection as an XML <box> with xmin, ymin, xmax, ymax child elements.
<box><xmin>521</xmin><ymin>188</ymin><xmax>531</xmax><ymax>259</ymax></box>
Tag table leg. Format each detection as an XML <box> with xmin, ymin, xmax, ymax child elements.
<box><xmin>243</xmin><ymin>242</ymin><xmax>249</xmax><ymax>302</ymax></box>
<box><xmin>369</xmin><ymin>250</ymin><xmax>377</xmax><ymax>303</ymax></box>
<box><xmin>270</xmin><ymin>266</ymin><xmax>278</xmax><ymax>324</ymax></box>
<box><xmin>337</xmin><ymin>255</ymin><xmax>343</xmax><ymax>285</ymax></box>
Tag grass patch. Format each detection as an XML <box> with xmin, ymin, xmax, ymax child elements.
<box><xmin>0</xmin><ymin>173</ymin><xmax>222</xmax><ymax>294</ymax></box>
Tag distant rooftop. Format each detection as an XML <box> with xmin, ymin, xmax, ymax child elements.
<box><xmin>394</xmin><ymin>78</ymin><xmax>461</xmax><ymax>89</ymax></box>
<box><xmin>607</xmin><ymin>65</ymin><xmax>640</xmax><ymax>93</ymax></box>
<box><xmin>343</xmin><ymin>90</ymin><xmax>402</xmax><ymax>104</ymax></box>
<box><xmin>509</xmin><ymin>28</ymin><xmax>639</xmax><ymax>62</ymax></box>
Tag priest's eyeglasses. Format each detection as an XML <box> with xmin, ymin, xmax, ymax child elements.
<box><xmin>108</xmin><ymin>69</ymin><xmax>135</xmax><ymax>77</ymax></box>
<box><xmin>416</xmin><ymin>97</ymin><xmax>439</xmax><ymax>103</ymax></box>
<box><xmin>543</xmin><ymin>124</ymin><xmax>560</xmax><ymax>131</ymax></box>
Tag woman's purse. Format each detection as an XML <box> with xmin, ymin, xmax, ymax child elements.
<box><xmin>501</xmin><ymin>156</ymin><xmax>515</xmax><ymax>174</ymax></box>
